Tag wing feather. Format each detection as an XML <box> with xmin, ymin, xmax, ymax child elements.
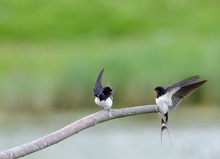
<box><xmin>93</xmin><ymin>69</ymin><xmax>104</xmax><ymax>96</ymax></box>
<box><xmin>168</xmin><ymin>80</ymin><xmax>207</xmax><ymax>110</ymax></box>
<box><xmin>166</xmin><ymin>75</ymin><xmax>200</xmax><ymax>91</ymax></box>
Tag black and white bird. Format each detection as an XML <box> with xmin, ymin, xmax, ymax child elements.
<box><xmin>154</xmin><ymin>75</ymin><xmax>207</xmax><ymax>144</ymax></box>
<box><xmin>93</xmin><ymin>69</ymin><xmax>113</xmax><ymax>110</ymax></box>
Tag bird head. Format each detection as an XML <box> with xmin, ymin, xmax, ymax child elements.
<box><xmin>154</xmin><ymin>86</ymin><xmax>166</xmax><ymax>97</ymax></box>
<box><xmin>103</xmin><ymin>87</ymin><xmax>113</xmax><ymax>97</ymax></box>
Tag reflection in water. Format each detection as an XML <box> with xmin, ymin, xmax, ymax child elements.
<box><xmin>0</xmin><ymin>108</ymin><xmax>220</xmax><ymax>159</ymax></box>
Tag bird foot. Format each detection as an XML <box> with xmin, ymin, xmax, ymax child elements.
<box><xmin>104</xmin><ymin>107</ymin><xmax>112</xmax><ymax>117</ymax></box>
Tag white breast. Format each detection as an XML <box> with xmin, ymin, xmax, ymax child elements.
<box><xmin>156</xmin><ymin>87</ymin><xmax>180</xmax><ymax>114</ymax></box>
<box><xmin>95</xmin><ymin>97</ymin><xmax>113</xmax><ymax>109</ymax></box>
<box><xmin>155</xmin><ymin>95</ymin><xmax>169</xmax><ymax>115</ymax></box>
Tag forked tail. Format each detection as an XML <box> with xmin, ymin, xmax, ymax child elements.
<box><xmin>161</xmin><ymin>113</ymin><xmax>173</xmax><ymax>148</ymax></box>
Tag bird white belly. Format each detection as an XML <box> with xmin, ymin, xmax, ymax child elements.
<box><xmin>95</xmin><ymin>97</ymin><xmax>113</xmax><ymax>109</ymax></box>
<box><xmin>156</xmin><ymin>95</ymin><xmax>169</xmax><ymax>115</ymax></box>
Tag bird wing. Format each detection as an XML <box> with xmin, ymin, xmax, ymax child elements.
<box><xmin>167</xmin><ymin>80</ymin><xmax>207</xmax><ymax>110</ymax></box>
<box><xmin>93</xmin><ymin>69</ymin><xmax>104</xmax><ymax>96</ymax></box>
<box><xmin>166</xmin><ymin>75</ymin><xmax>200</xmax><ymax>90</ymax></box>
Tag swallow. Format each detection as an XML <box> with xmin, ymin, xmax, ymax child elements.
<box><xmin>154</xmin><ymin>75</ymin><xmax>207</xmax><ymax>145</ymax></box>
<box><xmin>93</xmin><ymin>69</ymin><xmax>113</xmax><ymax>111</ymax></box>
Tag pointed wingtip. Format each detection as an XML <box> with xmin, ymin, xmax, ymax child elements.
<box><xmin>107</xmin><ymin>82</ymin><xmax>111</xmax><ymax>87</ymax></box>
<box><xmin>99</xmin><ymin>69</ymin><xmax>105</xmax><ymax>80</ymax></box>
<box><xmin>101</xmin><ymin>68</ymin><xmax>104</xmax><ymax>73</ymax></box>
<box><xmin>199</xmin><ymin>79</ymin><xmax>208</xmax><ymax>85</ymax></box>
<box><xmin>202</xmin><ymin>79</ymin><xmax>208</xmax><ymax>83</ymax></box>
<box><xmin>166</xmin><ymin>75</ymin><xmax>200</xmax><ymax>90</ymax></box>
<box><xmin>193</xmin><ymin>75</ymin><xmax>200</xmax><ymax>78</ymax></box>
<box><xmin>190</xmin><ymin>79</ymin><xmax>207</xmax><ymax>90</ymax></box>
<box><xmin>184</xmin><ymin>75</ymin><xmax>200</xmax><ymax>83</ymax></box>
<box><xmin>184</xmin><ymin>75</ymin><xmax>208</xmax><ymax>85</ymax></box>
<box><xmin>93</xmin><ymin>69</ymin><xmax>105</xmax><ymax>96</ymax></box>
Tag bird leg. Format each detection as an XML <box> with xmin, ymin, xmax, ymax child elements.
<box><xmin>104</xmin><ymin>107</ymin><xmax>112</xmax><ymax>117</ymax></box>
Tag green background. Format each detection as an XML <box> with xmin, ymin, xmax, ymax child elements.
<box><xmin>0</xmin><ymin>0</ymin><xmax>219</xmax><ymax>111</ymax></box>
<box><xmin>0</xmin><ymin>1</ymin><xmax>220</xmax><ymax>159</ymax></box>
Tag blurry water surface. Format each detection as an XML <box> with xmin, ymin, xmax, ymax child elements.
<box><xmin>0</xmin><ymin>106</ymin><xmax>219</xmax><ymax>159</ymax></box>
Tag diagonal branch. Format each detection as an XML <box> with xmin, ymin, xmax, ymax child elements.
<box><xmin>0</xmin><ymin>105</ymin><xmax>157</xmax><ymax>159</ymax></box>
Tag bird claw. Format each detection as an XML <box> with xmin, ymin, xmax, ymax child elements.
<box><xmin>156</xmin><ymin>106</ymin><xmax>159</xmax><ymax>113</ymax></box>
<box><xmin>103</xmin><ymin>107</ymin><xmax>112</xmax><ymax>117</ymax></box>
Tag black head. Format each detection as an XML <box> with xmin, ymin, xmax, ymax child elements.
<box><xmin>97</xmin><ymin>87</ymin><xmax>112</xmax><ymax>101</ymax></box>
<box><xmin>103</xmin><ymin>87</ymin><xmax>112</xmax><ymax>96</ymax></box>
<box><xmin>154</xmin><ymin>86</ymin><xmax>166</xmax><ymax>98</ymax></box>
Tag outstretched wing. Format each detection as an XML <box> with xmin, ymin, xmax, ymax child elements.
<box><xmin>166</xmin><ymin>75</ymin><xmax>200</xmax><ymax>90</ymax></box>
<box><xmin>167</xmin><ymin>80</ymin><xmax>207</xmax><ymax>110</ymax></box>
<box><xmin>93</xmin><ymin>69</ymin><xmax>104</xmax><ymax>96</ymax></box>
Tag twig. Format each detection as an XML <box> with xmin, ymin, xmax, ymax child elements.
<box><xmin>0</xmin><ymin>105</ymin><xmax>157</xmax><ymax>159</ymax></box>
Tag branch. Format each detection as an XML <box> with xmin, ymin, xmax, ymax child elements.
<box><xmin>0</xmin><ymin>105</ymin><xmax>157</xmax><ymax>159</ymax></box>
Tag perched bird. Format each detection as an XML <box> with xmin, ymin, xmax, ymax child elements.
<box><xmin>154</xmin><ymin>75</ymin><xmax>207</xmax><ymax>144</ymax></box>
<box><xmin>93</xmin><ymin>69</ymin><xmax>113</xmax><ymax>110</ymax></box>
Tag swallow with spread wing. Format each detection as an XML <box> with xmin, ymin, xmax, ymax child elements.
<box><xmin>154</xmin><ymin>75</ymin><xmax>207</xmax><ymax>144</ymax></box>
<box><xmin>93</xmin><ymin>69</ymin><xmax>113</xmax><ymax>110</ymax></box>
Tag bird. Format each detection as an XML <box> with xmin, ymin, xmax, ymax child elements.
<box><xmin>93</xmin><ymin>69</ymin><xmax>113</xmax><ymax>111</ymax></box>
<box><xmin>154</xmin><ymin>75</ymin><xmax>207</xmax><ymax>145</ymax></box>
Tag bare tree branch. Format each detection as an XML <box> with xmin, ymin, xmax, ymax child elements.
<box><xmin>0</xmin><ymin>105</ymin><xmax>157</xmax><ymax>159</ymax></box>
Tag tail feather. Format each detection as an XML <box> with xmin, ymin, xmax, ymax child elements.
<box><xmin>161</xmin><ymin>118</ymin><xmax>168</xmax><ymax>143</ymax></box>
<box><xmin>161</xmin><ymin>113</ymin><xmax>173</xmax><ymax>148</ymax></box>
<box><xmin>161</xmin><ymin>112</ymin><xmax>168</xmax><ymax>133</ymax></box>
<box><xmin>161</xmin><ymin>121</ymin><xmax>167</xmax><ymax>133</ymax></box>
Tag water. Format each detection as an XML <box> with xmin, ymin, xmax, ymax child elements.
<box><xmin>0</xmin><ymin>108</ymin><xmax>220</xmax><ymax>159</ymax></box>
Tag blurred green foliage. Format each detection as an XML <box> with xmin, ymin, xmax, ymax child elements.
<box><xmin>0</xmin><ymin>0</ymin><xmax>219</xmax><ymax>111</ymax></box>
<box><xmin>0</xmin><ymin>0</ymin><xmax>219</xmax><ymax>40</ymax></box>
